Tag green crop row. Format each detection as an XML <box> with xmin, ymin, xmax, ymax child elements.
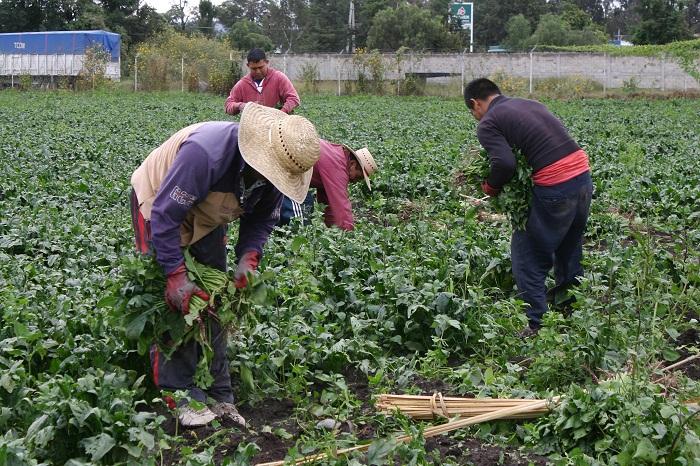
<box><xmin>0</xmin><ymin>91</ymin><xmax>698</xmax><ymax>465</ymax></box>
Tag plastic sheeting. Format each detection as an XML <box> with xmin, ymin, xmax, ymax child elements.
<box><xmin>0</xmin><ymin>30</ymin><xmax>120</xmax><ymax>61</ymax></box>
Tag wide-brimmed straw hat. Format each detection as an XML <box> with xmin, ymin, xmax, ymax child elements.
<box><xmin>239</xmin><ymin>103</ymin><xmax>320</xmax><ymax>203</ymax></box>
<box><xmin>344</xmin><ymin>146</ymin><xmax>378</xmax><ymax>190</ymax></box>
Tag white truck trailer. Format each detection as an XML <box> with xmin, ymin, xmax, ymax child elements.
<box><xmin>0</xmin><ymin>30</ymin><xmax>120</xmax><ymax>87</ymax></box>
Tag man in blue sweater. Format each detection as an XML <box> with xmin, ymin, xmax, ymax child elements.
<box><xmin>465</xmin><ymin>78</ymin><xmax>593</xmax><ymax>336</ymax></box>
<box><xmin>130</xmin><ymin>104</ymin><xmax>320</xmax><ymax>427</ymax></box>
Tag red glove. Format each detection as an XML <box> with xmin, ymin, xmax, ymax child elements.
<box><xmin>481</xmin><ymin>180</ymin><xmax>501</xmax><ymax>197</ymax></box>
<box><xmin>165</xmin><ymin>263</ymin><xmax>210</xmax><ymax>314</ymax></box>
<box><xmin>234</xmin><ymin>251</ymin><xmax>260</xmax><ymax>289</ymax></box>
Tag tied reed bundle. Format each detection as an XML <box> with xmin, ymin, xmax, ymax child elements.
<box><xmin>255</xmin><ymin>396</ymin><xmax>560</xmax><ymax>466</ymax></box>
<box><xmin>376</xmin><ymin>393</ymin><xmax>551</xmax><ymax>420</ymax></box>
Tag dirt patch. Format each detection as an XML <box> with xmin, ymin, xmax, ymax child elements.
<box><xmin>671</xmin><ymin>310</ymin><xmax>700</xmax><ymax>380</ymax></box>
<box><xmin>239</xmin><ymin>398</ymin><xmax>296</xmax><ymax>433</ymax></box>
<box><xmin>407</xmin><ymin>374</ymin><xmax>456</xmax><ymax>396</ymax></box>
<box><xmin>426</xmin><ymin>437</ymin><xmax>549</xmax><ymax>466</ymax></box>
<box><xmin>453</xmin><ymin>165</ymin><xmax>470</xmax><ymax>187</ymax></box>
<box><xmin>157</xmin><ymin>398</ymin><xmax>298</xmax><ymax>465</ymax></box>
<box><xmin>398</xmin><ymin>201</ymin><xmax>422</xmax><ymax>221</ymax></box>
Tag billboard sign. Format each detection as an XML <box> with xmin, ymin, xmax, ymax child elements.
<box><xmin>450</xmin><ymin>2</ymin><xmax>473</xmax><ymax>29</ymax></box>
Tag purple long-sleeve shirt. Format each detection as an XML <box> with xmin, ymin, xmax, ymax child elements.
<box><xmin>150</xmin><ymin>122</ymin><xmax>282</xmax><ymax>274</ymax></box>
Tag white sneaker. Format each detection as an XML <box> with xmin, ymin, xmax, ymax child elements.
<box><xmin>178</xmin><ymin>405</ymin><xmax>217</xmax><ymax>427</ymax></box>
<box><xmin>210</xmin><ymin>402</ymin><xmax>246</xmax><ymax>427</ymax></box>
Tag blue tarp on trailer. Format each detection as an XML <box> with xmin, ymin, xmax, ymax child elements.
<box><xmin>0</xmin><ymin>30</ymin><xmax>120</xmax><ymax>61</ymax></box>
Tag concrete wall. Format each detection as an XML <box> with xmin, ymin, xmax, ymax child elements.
<box><xmin>264</xmin><ymin>52</ymin><xmax>698</xmax><ymax>91</ymax></box>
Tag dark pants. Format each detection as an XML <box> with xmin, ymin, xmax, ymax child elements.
<box><xmin>511</xmin><ymin>172</ymin><xmax>593</xmax><ymax>328</ymax></box>
<box><xmin>277</xmin><ymin>191</ymin><xmax>315</xmax><ymax>226</ymax></box>
<box><xmin>130</xmin><ymin>190</ymin><xmax>234</xmax><ymax>403</ymax></box>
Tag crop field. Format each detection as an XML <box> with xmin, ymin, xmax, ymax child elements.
<box><xmin>1</xmin><ymin>91</ymin><xmax>699</xmax><ymax>465</ymax></box>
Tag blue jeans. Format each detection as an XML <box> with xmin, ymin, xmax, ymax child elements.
<box><xmin>277</xmin><ymin>191</ymin><xmax>315</xmax><ymax>226</ymax></box>
<box><xmin>511</xmin><ymin>172</ymin><xmax>593</xmax><ymax>328</ymax></box>
<box><xmin>130</xmin><ymin>189</ymin><xmax>234</xmax><ymax>403</ymax></box>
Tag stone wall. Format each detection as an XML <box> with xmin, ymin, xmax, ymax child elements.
<box><xmin>262</xmin><ymin>52</ymin><xmax>698</xmax><ymax>91</ymax></box>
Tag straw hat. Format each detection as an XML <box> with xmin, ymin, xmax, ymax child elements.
<box><xmin>345</xmin><ymin>146</ymin><xmax>378</xmax><ymax>190</ymax></box>
<box><xmin>239</xmin><ymin>103</ymin><xmax>320</xmax><ymax>203</ymax></box>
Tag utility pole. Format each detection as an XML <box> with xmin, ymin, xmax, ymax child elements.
<box><xmin>346</xmin><ymin>0</ymin><xmax>355</xmax><ymax>53</ymax></box>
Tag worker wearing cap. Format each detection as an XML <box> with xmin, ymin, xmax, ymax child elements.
<box><xmin>129</xmin><ymin>103</ymin><xmax>320</xmax><ymax>428</ymax></box>
<box><xmin>279</xmin><ymin>142</ymin><xmax>378</xmax><ymax>231</ymax></box>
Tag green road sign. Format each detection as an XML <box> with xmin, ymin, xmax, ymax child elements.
<box><xmin>450</xmin><ymin>2</ymin><xmax>473</xmax><ymax>24</ymax></box>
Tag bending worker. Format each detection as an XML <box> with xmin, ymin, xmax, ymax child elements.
<box><xmin>129</xmin><ymin>104</ymin><xmax>320</xmax><ymax>427</ymax></box>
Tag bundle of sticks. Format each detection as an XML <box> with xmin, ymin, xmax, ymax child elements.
<box><xmin>376</xmin><ymin>392</ymin><xmax>551</xmax><ymax>420</ymax></box>
<box><xmin>256</xmin><ymin>397</ymin><xmax>559</xmax><ymax>466</ymax></box>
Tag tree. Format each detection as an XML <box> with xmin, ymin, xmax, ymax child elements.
<box><xmin>220</xmin><ymin>0</ymin><xmax>269</xmax><ymax>23</ymax></box>
<box><xmin>605</xmin><ymin>0</ymin><xmax>640</xmax><ymax>36</ymax></box>
<box><xmin>165</xmin><ymin>0</ymin><xmax>191</xmax><ymax>31</ymax></box>
<box><xmin>229</xmin><ymin>19</ymin><xmax>273</xmax><ymax>51</ymax></box>
<box><xmin>216</xmin><ymin>0</ymin><xmax>245</xmax><ymax>27</ymax></box>
<box><xmin>263</xmin><ymin>0</ymin><xmax>308</xmax><ymax>52</ymax></box>
<box><xmin>504</xmin><ymin>14</ymin><xmax>532</xmax><ymax>51</ymax></box>
<box><xmin>98</xmin><ymin>0</ymin><xmax>138</xmax><ymax>15</ymax></box>
<box><xmin>633</xmin><ymin>0</ymin><xmax>691</xmax><ymax>44</ymax></box>
<box><xmin>685</xmin><ymin>0</ymin><xmax>700</xmax><ymax>34</ymax></box>
<box><xmin>294</xmin><ymin>0</ymin><xmax>348</xmax><ymax>52</ymax></box>
<box><xmin>561</xmin><ymin>2</ymin><xmax>593</xmax><ymax>28</ymax></box>
<box><xmin>529</xmin><ymin>12</ymin><xmax>607</xmax><ymax>46</ymax></box>
<box><xmin>366</xmin><ymin>4</ymin><xmax>462</xmax><ymax>51</ymax></box>
<box><xmin>473</xmin><ymin>0</ymin><xmax>550</xmax><ymax>49</ymax></box>
<box><xmin>195</xmin><ymin>0</ymin><xmax>216</xmax><ymax>35</ymax></box>
<box><xmin>71</xmin><ymin>1</ymin><xmax>108</xmax><ymax>30</ymax></box>
<box><xmin>530</xmin><ymin>13</ymin><xmax>572</xmax><ymax>46</ymax></box>
<box><xmin>356</xmin><ymin>0</ymin><xmax>392</xmax><ymax>48</ymax></box>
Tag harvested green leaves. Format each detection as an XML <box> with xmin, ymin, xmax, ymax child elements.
<box><xmin>462</xmin><ymin>147</ymin><xmax>533</xmax><ymax>231</ymax></box>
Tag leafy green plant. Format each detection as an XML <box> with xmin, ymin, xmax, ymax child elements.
<box><xmin>1</xmin><ymin>92</ymin><xmax>698</xmax><ymax>464</ymax></box>
<box><xmin>298</xmin><ymin>62</ymin><xmax>321</xmax><ymax>94</ymax></box>
<box><xmin>460</xmin><ymin>148</ymin><xmax>532</xmax><ymax>230</ymax></box>
<box><xmin>528</xmin><ymin>377</ymin><xmax>700</xmax><ymax>464</ymax></box>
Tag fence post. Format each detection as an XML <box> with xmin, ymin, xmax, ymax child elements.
<box><xmin>529</xmin><ymin>45</ymin><xmax>537</xmax><ymax>94</ymax></box>
<box><xmin>660</xmin><ymin>55</ymin><xmax>665</xmax><ymax>92</ymax></box>
<box><xmin>337</xmin><ymin>61</ymin><xmax>341</xmax><ymax>96</ymax></box>
<box><xmin>461</xmin><ymin>49</ymin><xmax>465</xmax><ymax>96</ymax></box>
<box><xmin>557</xmin><ymin>53</ymin><xmax>560</xmax><ymax>78</ymax></box>
<box><xmin>181</xmin><ymin>56</ymin><xmax>185</xmax><ymax>92</ymax></box>
<box><xmin>134</xmin><ymin>54</ymin><xmax>138</xmax><ymax>91</ymax></box>
<box><xmin>602</xmin><ymin>53</ymin><xmax>607</xmax><ymax>95</ymax></box>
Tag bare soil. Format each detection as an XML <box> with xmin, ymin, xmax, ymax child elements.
<box><xmin>156</xmin><ymin>369</ymin><xmax>553</xmax><ymax>465</ymax></box>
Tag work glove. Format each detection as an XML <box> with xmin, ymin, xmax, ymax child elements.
<box><xmin>234</xmin><ymin>251</ymin><xmax>260</xmax><ymax>289</ymax></box>
<box><xmin>165</xmin><ymin>263</ymin><xmax>210</xmax><ymax>315</ymax></box>
<box><xmin>481</xmin><ymin>180</ymin><xmax>501</xmax><ymax>197</ymax></box>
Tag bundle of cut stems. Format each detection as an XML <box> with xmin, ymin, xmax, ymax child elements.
<box><xmin>255</xmin><ymin>397</ymin><xmax>559</xmax><ymax>466</ymax></box>
<box><xmin>376</xmin><ymin>393</ymin><xmax>550</xmax><ymax>420</ymax></box>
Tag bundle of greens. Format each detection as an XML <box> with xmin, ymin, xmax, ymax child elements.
<box><xmin>112</xmin><ymin>249</ymin><xmax>269</xmax><ymax>388</ymax></box>
<box><xmin>461</xmin><ymin>147</ymin><xmax>533</xmax><ymax>231</ymax></box>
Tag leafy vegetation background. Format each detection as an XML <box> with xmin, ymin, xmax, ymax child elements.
<box><xmin>0</xmin><ymin>92</ymin><xmax>698</xmax><ymax>464</ymax></box>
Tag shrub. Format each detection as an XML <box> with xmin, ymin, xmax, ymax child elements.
<box><xmin>134</xmin><ymin>30</ymin><xmax>235</xmax><ymax>92</ymax></box>
<box><xmin>298</xmin><ymin>62</ymin><xmax>320</xmax><ymax>94</ymax></box>
<box><xmin>352</xmin><ymin>48</ymin><xmax>386</xmax><ymax>95</ymax></box>
<box><xmin>209</xmin><ymin>60</ymin><xmax>241</xmax><ymax>96</ymax></box>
